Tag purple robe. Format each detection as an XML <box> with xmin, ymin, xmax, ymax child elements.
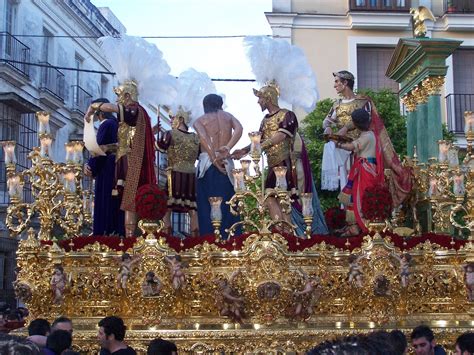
<box><xmin>88</xmin><ymin>118</ymin><xmax>125</xmax><ymax>236</ymax></box>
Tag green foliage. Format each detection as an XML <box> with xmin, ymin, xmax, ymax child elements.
<box><xmin>442</xmin><ymin>123</ymin><xmax>456</xmax><ymax>143</ymax></box>
<box><xmin>301</xmin><ymin>89</ymin><xmax>408</xmax><ymax>210</ymax></box>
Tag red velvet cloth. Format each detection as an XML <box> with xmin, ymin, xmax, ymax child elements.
<box><xmin>40</xmin><ymin>232</ymin><xmax>465</xmax><ymax>253</ymax></box>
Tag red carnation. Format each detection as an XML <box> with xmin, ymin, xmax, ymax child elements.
<box><xmin>135</xmin><ymin>184</ymin><xmax>168</xmax><ymax>220</ymax></box>
<box><xmin>361</xmin><ymin>184</ymin><xmax>392</xmax><ymax>222</ymax></box>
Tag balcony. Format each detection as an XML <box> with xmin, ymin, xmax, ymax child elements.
<box><xmin>39</xmin><ymin>62</ymin><xmax>65</xmax><ymax>109</ymax></box>
<box><xmin>446</xmin><ymin>93</ymin><xmax>474</xmax><ymax>134</ymax></box>
<box><xmin>445</xmin><ymin>0</ymin><xmax>474</xmax><ymax>13</ymax></box>
<box><xmin>349</xmin><ymin>0</ymin><xmax>411</xmax><ymax>12</ymax></box>
<box><xmin>0</xmin><ymin>32</ymin><xmax>30</xmax><ymax>86</ymax></box>
<box><xmin>71</xmin><ymin>85</ymin><xmax>92</xmax><ymax>115</ymax></box>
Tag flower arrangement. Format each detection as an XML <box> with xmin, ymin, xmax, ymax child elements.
<box><xmin>135</xmin><ymin>184</ymin><xmax>168</xmax><ymax>220</ymax></box>
<box><xmin>324</xmin><ymin>207</ymin><xmax>346</xmax><ymax>232</ymax></box>
<box><xmin>361</xmin><ymin>184</ymin><xmax>392</xmax><ymax>222</ymax></box>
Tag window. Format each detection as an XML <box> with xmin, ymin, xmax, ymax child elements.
<box><xmin>42</xmin><ymin>28</ymin><xmax>53</xmax><ymax>63</ymax></box>
<box><xmin>357</xmin><ymin>46</ymin><xmax>399</xmax><ymax>92</ymax></box>
<box><xmin>100</xmin><ymin>75</ymin><xmax>109</xmax><ymax>98</ymax></box>
<box><xmin>171</xmin><ymin>212</ymin><xmax>191</xmax><ymax>236</ymax></box>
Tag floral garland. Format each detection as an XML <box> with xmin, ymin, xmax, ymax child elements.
<box><xmin>361</xmin><ymin>184</ymin><xmax>392</xmax><ymax>222</ymax></box>
<box><xmin>135</xmin><ymin>184</ymin><xmax>168</xmax><ymax>220</ymax></box>
<box><xmin>324</xmin><ymin>207</ymin><xmax>346</xmax><ymax>232</ymax></box>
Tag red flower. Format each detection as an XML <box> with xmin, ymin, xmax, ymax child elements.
<box><xmin>324</xmin><ymin>207</ymin><xmax>346</xmax><ymax>232</ymax></box>
<box><xmin>135</xmin><ymin>184</ymin><xmax>168</xmax><ymax>220</ymax></box>
<box><xmin>361</xmin><ymin>184</ymin><xmax>392</xmax><ymax>222</ymax></box>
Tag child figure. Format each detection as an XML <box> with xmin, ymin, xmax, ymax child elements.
<box><xmin>348</xmin><ymin>254</ymin><xmax>364</xmax><ymax>288</ymax></box>
<box><xmin>215</xmin><ymin>270</ymin><xmax>245</xmax><ymax>323</ymax></box>
<box><xmin>142</xmin><ymin>271</ymin><xmax>162</xmax><ymax>297</ymax></box>
<box><xmin>50</xmin><ymin>265</ymin><xmax>67</xmax><ymax>305</ymax></box>
<box><xmin>464</xmin><ymin>263</ymin><xmax>474</xmax><ymax>302</ymax></box>
<box><xmin>292</xmin><ymin>276</ymin><xmax>321</xmax><ymax>320</ymax></box>
<box><xmin>165</xmin><ymin>255</ymin><xmax>186</xmax><ymax>290</ymax></box>
<box><xmin>399</xmin><ymin>253</ymin><xmax>412</xmax><ymax>288</ymax></box>
<box><xmin>117</xmin><ymin>253</ymin><xmax>141</xmax><ymax>293</ymax></box>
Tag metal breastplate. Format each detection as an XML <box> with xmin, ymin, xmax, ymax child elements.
<box><xmin>262</xmin><ymin>110</ymin><xmax>292</xmax><ymax>167</ymax></box>
<box><xmin>334</xmin><ymin>98</ymin><xmax>367</xmax><ymax>140</ymax></box>
<box><xmin>167</xmin><ymin>130</ymin><xmax>199</xmax><ymax>174</ymax></box>
<box><xmin>117</xmin><ymin>121</ymin><xmax>134</xmax><ymax>161</ymax></box>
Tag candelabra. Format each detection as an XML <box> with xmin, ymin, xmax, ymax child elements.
<box><xmin>3</xmin><ymin>112</ymin><xmax>90</xmax><ymax>240</ymax></box>
<box><xmin>215</xmin><ymin>132</ymin><xmax>313</xmax><ymax>239</ymax></box>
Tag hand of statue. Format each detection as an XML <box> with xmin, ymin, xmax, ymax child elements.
<box><xmin>213</xmin><ymin>157</ymin><xmax>227</xmax><ymax>174</ymax></box>
<box><xmin>84</xmin><ymin>164</ymin><xmax>92</xmax><ymax>177</ymax></box>
<box><xmin>217</xmin><ymin>146</ymin><xmax>230</xmax><ymax>159</ymax></box>
<box><xmin>84</xmin><ymin>106</ymin><xmax>94</xmax><ymax>123</ymax></box>
<box><xmin>230</xmin><ymin>149</ymin><xmax>247</xmax><ymax>160</ymax></box>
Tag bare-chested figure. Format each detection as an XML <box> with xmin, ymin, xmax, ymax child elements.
<box><xmin>193</xmin><ymin>94</ymin><xmax>243</xmax><ymax>238</ymax></box>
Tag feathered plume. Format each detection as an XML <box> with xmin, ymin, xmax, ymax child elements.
<box><xmin>97</xmin><ymin>35</ymin><xmax>177</xmax><ymax>107</ymax></box>
<box><xmin>244</xmin><ymin>36</ymin><xmax>318</xmax><ymax>112</ymax></box>
<box><xmin>171</xmin><ymin>68</ymin><xmax>217</xmax><ymax>125</ymax></box>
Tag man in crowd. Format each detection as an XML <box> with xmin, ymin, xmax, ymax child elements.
<box><xmin>98</xmin><ymin>316</ymin><xmax>136</xmax><ymax>355</ymax></box>
<box><xmin>84</xmin><ymin>98</ymin><xmax>124</xmax><ymax>236</ymax></box>
<box><xmin>411</xmin><ymin>325</ymin><xmax>446</xmax><ymax>355</ymax></box>
<box><xmin>455</xmin><ymin>332</ymin><xmax>474</xmax><ymax>355</ymax></box>
<box><xmin>26</xmin><ymin>318</ymin><xmax>50</xmax><ymax>349</ymax></box>
<box><xmin>51</xmin><ymin>316</ymin><xmax>73</xmax><ymax>335</ymax></box>
<box><xmin>194</xmin><ymin>94</ymin><xmax>243</xmax><ymax>238</ymax></box>
<box><xmin>85</xmin><ymin>81</ymin><xmax>156</xmax><ymax>238</ymax></box>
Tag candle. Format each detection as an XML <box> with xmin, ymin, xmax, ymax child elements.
<box><xmin>2</xmin><ymin>141</ymin><xmax>16</xmax><ymax>165</ymax></box>
<box><xmin>36</xmin><ymin>111</ymin><xmax>51</xmax><ymax>134</ymax></box>
<box><xmin>249</xmin><ymin>131</ymin><xmax>261</xmax><ymax>155</ymax></box>
<box><xmin>301</xmin><ymin>192</ymin><xmax>314</xmax><ymax>217</ymax></box>
<box><xmin>209</xmin><ymin>197</ymin><xmax>222</xmax><ymax>221</ymax></box>
<box><xmin>65</xmin><ymin>142</ymin><xmax>75</xmax><ymax>163</ymax></box>
<box><xmin>429</xmin><ymin>178</ymin><xmax>438</xmax><ymax>197</ymax></box>
<box><xmin>273</xmin><ymin>166</ymin><xmax>288</xmax><ymax>190</ymax></box>
<box><xmin>240</xmin><ymin>160</ymin><xmax>251</xmax><ymax>176</ymax></box>
<box><xmin>73</xmin><ymin>141</ymin><xmax>84</xmax><ymax>164</ymax></box>
<box><xmin>453</xmin><ymin>173</ymin><xmax>465</xmax><ymax>197</ymax></box>
<box><xmin>232</xmin><ymin>169</ymin><xmax>245</xmax><ymax>192</ymax></box>
<box><xmin>437</xmin><ymin>140</ymin><xmax>449</xmax><ymax>163</ymax></box>
<box><xmin>7</xmin><ymin>174</ymin><xmax>22</xmax><ymax>200</ymax></box>
<box><xmin>63</xmin><ymin>171</ymin><xmax>76</xmax><ymax>193</ymax></box>
<box><xmin>39</xmin><ymin>134</ymin><xmax>53</xmax><ymax>158</ymax></box>
<box><xmin>447</xmin><ymin>146</ymin><xmax>459</xmax><ymax>168</ymax></box>
<box><xmin>465</xmin><ymin>111</ymin><xmax>474</xmax><ymax>135</ymax></box>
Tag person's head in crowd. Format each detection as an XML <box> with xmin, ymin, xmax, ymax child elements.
<box><xmin>307</xmin><ymin>333</ymin><xmax>395</xmax><ymax>355</ymax></box>
<box><xmin>97</xmin><ymin>316</ymin><xmax>127</xmax><ymax>351</ymax></box>
<box><xmin>28</xmin><ymin>318</ymin><xmax>50</xmax><ymax>337</ymax></box>
<box><xmin>0</xmin><ymin>333</ymin><xmax>41</xmax><ymax>354</ymax></box>
<box><xmin>390</xmin><ymin>329</ymin><xmax>408</xmax><ymax>355</ymax></box>
<box><xmin>45</xmin><ymin>329</ymin><xmax>72</xmax><ymax>355</ymax></box>
<box><xmin>365</xmin><ymin>331</ymin><xmax>398</xmax><ymax>355</ymax></box>
<box><xmin>147</xmin><ymin>338</ymin><xmax>178</xmax><ymax>355</ymax></box>
<box><xmin>51</xmin><ymin>316</ymin><xmax>73</xmax><ymax>335</ymax></box>
<box><xmin>455</xmin><ymin>332</ymin><xmax>474</xmax><ymax>355</ymax></box>
<box><xmin>411</xmin><ymin>325</ymin><xmax>438</xmax><ymax>355</ymax></box>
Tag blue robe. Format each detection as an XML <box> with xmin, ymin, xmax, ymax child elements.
<box><xmin>88</xmin><ymin>118</ymin><xmax>124</xmax><ymax>236</ymax></box>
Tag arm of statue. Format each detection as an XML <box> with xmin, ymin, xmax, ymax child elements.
<box><xmin>230</xmin><ymin>145</ymin><xmax>250</xmax><ymax>160</ymax></box>
<box><xmin>193</xmin><ymin>120</ymin><xmax>216</xmax><ymax>162</ymax></box>
<box><xmin>84</xmin><ymin>102</ymin><xmax>119</xmax><ymax>123</ymax></box>
<box><xmin>218</xmin><ymin>115</ymin><xmax>243</xmax><ymax>158</ymax></box>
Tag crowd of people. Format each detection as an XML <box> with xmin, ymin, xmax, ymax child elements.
<box><xmin>0</xmin><ymin>315</ymin><xmax>473</xmax><ymax>354</ymax></box>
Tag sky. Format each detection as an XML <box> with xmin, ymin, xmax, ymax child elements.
<box><xmin>91</xmin><ymin>0</ymin><xmax>273</xmax><ymax>148</ymax></box>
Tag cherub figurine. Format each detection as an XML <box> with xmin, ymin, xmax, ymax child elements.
<box><xmin>165</xmin><ymin>255</ymin><xmax>186</xmax><ymax>290</ymax></box>
<box><xmin>215</xmin><ymin>270</ymin><xmax>245</xmax><ymax>323</ymax></box>
<box><xmin>50</xmin><ymin>265</ymin><xmax>67</xmax><ymax>305</ymax></box>
<box><xmin>464</xmin><ymin>263</ymin><xmax>474</xmax><ymax>302</ymax></box>
<box><xmin>142</xmin><ymin>271</ymin><xmax>162</xmax><ymax>297</ymax></box>
<box><xmin>290</xmin><ymin>275</ymin><xmax>321</xmax><ymax>321</ymax></box>
<box><xmin>117</xmin><ymin>253</ymin><xmax>141</xmax><ymax>294</ymax></box>
<box><xmin>348</xmin><ymin>254</ymin><xmax>364</xmax><ymax>288</ymax></box>
<box><xmin>394</xmin><ymin>253</ymin><xmax>412</xmax><ymax>288</ymax></box>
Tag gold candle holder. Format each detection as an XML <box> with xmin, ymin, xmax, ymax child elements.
<box><xmin>35</xmin><ymin>111</ymin><xmax>51</xmax><ymax>134</ymax></box>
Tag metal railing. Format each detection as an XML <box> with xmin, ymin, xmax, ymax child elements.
<box><xmin>446</xmin><ymin>93</ymin><xmax>474</xmax><ymax>133</ymax></box>
<box><xmin>445</xmin><ymin>0</ymin><xmax>474</xmax><ymax>13</ymax></box>
<box><xmin>349</xmin><ymin>0</ymin><xmax>411</xmax><ymax>11</ymax></box>
<box><xmin>39</xmin><ymin>62</ymin><xmax>65</xmax><ymax>101</ymax></box>
<box><xmin>0</xmin><ymin>32</ymin><xmax>30</xmax><ymax>77</ymax></box>
<box><xmin>71</xmin><ymin>85</ymin><xmax>93</xmax><ymax>115</ymax></box>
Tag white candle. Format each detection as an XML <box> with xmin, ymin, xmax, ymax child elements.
<box><xmin>447</xmin><ymin>146</ymin><xmax>459</xmax><ymax>168</ymax></box>
<box><xmin>240</xmin><ymin>160</ymin><xmax>251</xmax><ymax>176</ymax></box>
<box><xmin>249</xmin><ymin>131</ymin><xmax>261</xmax><ymax>155</ymax></box>
<box><xmin>273</xmin><ymin>166</ymin><xmax>288</xmax><ymax>190</ymax></box>
<box><xmin>301</xmin><ymin>192</ymin><xmax>313</xmax><ymax>217</ymax></box>
<box><xmin>438</xmin><ymin>140</ymin><xmax>449</xmax><ymax>163</ymax></box>
<box><xmin>232</xmin><ymin>169</ymin><xmax>245</xmax><ymax>192</ymax></box>
<box><xmin>7</xmin><ymin>175</ymin><xmax>22</xmax><ymax>200</ymax></box>
<box><xmin>465</xmin><ymin>111</ymin><xmax>474</xmax><ymax>135</ymax></box>
<box><xmin>65</xmin><ymin>142</ymin><xmax>75</xmax><ymax>163</ymax></box>
<box><xmin>2</xmin><ymin>141</ymin><xmax>16</xmax><ymax>165</ymax></box>
<box><xmin>209</xmin><ymin>197</ymin><xmax>222</xmax><ymax>221</ymax></box>
<box><xmin>63</xmin><ymin>171</ymin><xmax>76</xmax><ymax>193</ymax></box>
<box><xmin>453</xmin><ymin>173</ymin><xmax>465</xmax><ymax>197</ymax></box>
<box><xmin>73</xmin><ymin>141</ymin><xmax>84</xmax><ymax>164</ymax></box>
<box><xmin>39</xmin><ymin>134</ymin><xmax>53</xmax><ymax>158</ymax></box>
<box><xmin>36</xmin><ymin>111</ymin><xmax>51</xmax><ymax>134</ymax></box>
<box><xmin>429</xmin><ymin>178</ymin><xmax>438</xmax><ymax>197</ymax></box>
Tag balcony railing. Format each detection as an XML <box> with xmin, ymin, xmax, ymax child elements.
<box><xmin>71</xmin><ymin>85</ymin><xmax>92</xmax><ymax>115</ymax></box>
<box><xmin>446</xmin><ymin>93</ymin><xmax>474</xmax><ymax>133</ymax></box>
<box><xmin>0</xmin><ymin>32</ymin><xmax>30</xmax><ymax>77</ymax></box>
<box><xmin>39</xmin><ymin>62</ymin><xmax>65</xmax><ymax>101</ymax></box>
<box><xmin>350</xmin><ymin>0</ymin><xmax>411</xmax><ymax>11</ymax></box>
<box><xmin>445</xmin><ymin>0</ymin><xmax>474</xmax><ymax>13</ymax></box>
